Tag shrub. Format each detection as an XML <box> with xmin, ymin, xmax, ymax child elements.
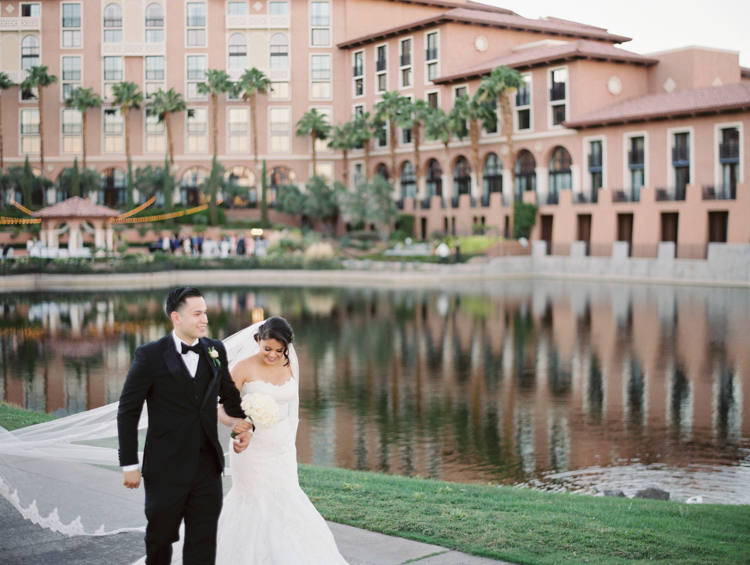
<box><xmin>513</xmin><ymin>201</ymin><xmax>538</xmax><ymax>240</ymax></box>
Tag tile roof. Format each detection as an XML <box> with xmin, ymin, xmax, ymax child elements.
<box><xmin>32</xmin><ymin>196</ymin><xmax>120</xmax><ymax>219</ymax></box>
<box><xmin>381</xmin><ymin>0</ymin><xmax>515</xmax><ymax>15</ymax></box>
<box><xmin>337</xmin><ymin>7</ymin><xmax>630</xmax><ymax>49</ymax></box>
<box><xmin>565</xmin><ymin>82</ymin><xmax>750</xmax><ymax>129</ymax></box>
<box><xmin>434</xmin><ymin>40</ymin><xmax>657</xmax><ymax>84</ymax></box>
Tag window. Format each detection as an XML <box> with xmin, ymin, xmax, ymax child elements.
<box><xmin>103</xmin><ymin>4</ymin><xmax>122</xmax><ymax>43</ymax></box>
<box><xmin>21</xmin><ymin>35</ymin><xmax>40</xmax><ymax>70</ymax></box>
<box><xmin>514</xmin><ymin>150</ymin><xmax>536</xmax><ymax>200</ymax></box>
<box><xmin>427</xmin><ymin>92</ymin><xmax>438</xmax><ymax>109</ymax></box>
<box><xmin>269</xmin><ymin>107</ymin><xmax>290</xmax><ymax>152</ymax></box>
<box><xmin>181</xmin><ymin>167</ymin><xmax>207</xmax><ymax>205</ymax></box>
<box><xmin>22</xmin><ymin>3</ymin><xmax>40</xmax><ymax>17</ymax></box>
<box><xmin>454</xmin><ymin>86</ymin><xmax>467</xmax><ymax>99</ymax></box>
<box><xmin>186</xmin><ymin>2</ymin><xmax>206</xmax><ymax>46</ymax></box>
<box><xmin>270</xmin><ymin>82</ymin><xmax>290</xmax><ymax>100</ymax></box>
<box><xmin>483</xmin><ymin>100</ymin><xmax>498</xmax><ymax>135</ymax></box>
<box><xmin>310</xmin><ymin>2</ymin><xmax>330</xmax><ymax>46</ymax></box>
<box><xmin>376</xmin><ymin>121</ymin><xmax>387</xmax><ymax>148</ymax></box>
<box><xmin>400</xmin><ymin>162</ymin><xmax>416</xmax><ymax>199</ymax></box>
<box><xmin>425</xmin><ymin>159</ymin><xmax>442</xmax><ymax>197</ymax></box>
<box><xmin>588</xmin><ymin>140</ymin><xmax>602</xmax><ymax>196</ymax></box>
<box><xmin>720</xmin><ymin>127</ymin><xmax>740</xmax><ymax>197</ymax></box>
<box><xmin>145</xmin><ymin>56</ymin><xmax>165</xmax><ymax>97</ymax></box>
<box><xmin>186</xmin><ymin>108</ymin><xmax>207</xmax><ymax>152</ymax></box>
<box><xmin>61</xmin><ymin>56</ymin><xmax>81</xmax><ymax>100</ymax></box>
<box><xmin>20</xmin><ymin>109</ymin><xmax>40</xmax><ymax>154</ymax></box>
<box><xmin>270</xmin><ymin>33</ymin><xmax>289</xmax><ymax>68</ymax></box>
<box><xmin>311</xmin><ymin>107</ymin><xmax>332</xmax><ymax>156</ymax></box>
<box><xmin>186</xmin><ymin>55</ymin><xmax>206</xmax><ymax>99</ymax></box>
<box><xmin>353</xmin><ymin>51</ymin><xmax>364</xmax><ymax>97</ymax></box>
<box><xmin>453</xmin><ymin>157</ymin><xmax>471</xmax><ymax>196</ymax></box>
<box><xmin>548</xmin><ymin>146</ymin><xmax>572</xmax><ymax>202</ymax></box>
<box><xmin>549</xmin><ymin>68</ymin><xmax>567</xmax><ymax>126</ymax></box>
<box><xmin>228</xmin><ymin>107</ymin><xmax>249</xmax><ymax>152</ymax></box>
<box><xmin>103</xmin><ymin>108</ymin><xmax>123</xmax><ymax>152</ymax></box>
<box><xmin>227</xmin><ymin>1</ymin><xmax>247</xmax><ymax>15</ymax></box>
<box><xmin>311</xmin><ymin>54</ymin><xmax>331</xmax><ymax>99</ymax></box>
<box><xmin>269</xmin><ymin>1</ymin><xmax>288</xmax><ymax>14</ymax></box>
<box><xmin>483</xmin><ymin>153</ymin><xmax>503</xmax><ymax>195</ymax></box>
<box><xmin>62</xmin><ymin>3</ymin><xmax>82</xmax><ymax>48</ymax></box>
<box><xmin>426</xmin><ymin>32</ymin><xmax>438</xmax><ymax>82</ymax></box>
<box><xmin>145</xmin><ymin>114</ymin><xmax>165</xmax><ymax>153</ymax></box>
<box><xmin>515</xmin><ymin>74</ymin><xmax>531</xmax><ymax>131</ymax></box>
<box><xmin>376</xmin><ymin>44</ymin><xmax>387</xmax><ymax>93</ymax></box>
<box><xmin>628</xmin><ymin>136</ymin><xmax>645</xmax><ymax>199</ymax></box>
<box><xmin>103</xmin><ymin>56</ymin><xmax>123</xmax><ymax>98</ymax></box>
<box><xmin>145</xmin><ymin>3</ymin><xmax>165</xmax><ymax>42</ymax></box>
<box><xmin>228</xmin><ymin>33</ymin><xmax>247</xmax><ymax>69</ymax></box>
<box><xmin>399</xmin><ymin>38</ymin><xmax>412</xmax><ymax>88</ymax></box>
<box><xmin>672</xmin><ymin>132</ymin><xmax>690</xmax><ymax>197</ymax></box>
<box><xmin>353</xmin><ymin>105</ymin><xmax>364</xmax><ymax>117</ymax></box>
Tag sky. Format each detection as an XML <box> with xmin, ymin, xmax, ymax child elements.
<box><xmin>480</xmin><ymin>0</ymin><xmax>750</xmax><ymax>67</ymax></box>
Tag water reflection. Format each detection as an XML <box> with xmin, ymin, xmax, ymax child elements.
<box><xmin>1</xmin><ymin>281</ymin><xmax>749</xmax><ymax>504</ymax></box>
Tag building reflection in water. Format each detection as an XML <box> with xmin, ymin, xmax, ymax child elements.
<box><xmin>1</xmin><ymin>281</ymin><xmax>749</xmax><ymax>503</ymax></box>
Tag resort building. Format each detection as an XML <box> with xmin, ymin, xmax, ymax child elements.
<box><xmin>1</xmin><ymin>0</ymin><xmax>748</xmax><ymax>256</ymax></box>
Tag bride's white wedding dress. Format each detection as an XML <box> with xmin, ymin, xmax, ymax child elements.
<box><xmin>215</xmin><ymin>377</ymin><xmax>348</xmax><ymax>565</ymax></box>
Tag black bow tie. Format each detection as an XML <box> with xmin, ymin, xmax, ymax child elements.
<box><xmin>181</xmin><ymin>342</ymin><xmax>203</xmax><ymax>355</ymax></box>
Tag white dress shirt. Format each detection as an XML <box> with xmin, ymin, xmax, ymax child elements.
<box><xmin>122</xmin><ymin>332</ymin><xmax>202</xmax><ymax>472</ymax></box>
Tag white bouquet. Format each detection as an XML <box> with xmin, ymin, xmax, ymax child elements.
<box><xmin>240</xmin><ymin>391</ymin><xmax>279</xmax><ymax>429</ymax></box>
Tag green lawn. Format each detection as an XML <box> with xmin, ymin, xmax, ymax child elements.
<box><xmin>2</xmin><ymin>403</ymin><xmax>748</xmax><ymax>565</ymax></box>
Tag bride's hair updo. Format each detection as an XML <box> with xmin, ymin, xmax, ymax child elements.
<box><xmin>254</xmin><ymin>317</ymin><xmax>294</xmax><ymax>366</ymax></box>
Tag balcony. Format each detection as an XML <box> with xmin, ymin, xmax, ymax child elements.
<box><xmin>671</xmin><ymin>146</ymin><xmax>689</xmax><ymax>164</ymax></box>
<box><xmin>425</xmin><ymin>48</ymin><xmax>438</xmax><ymax>61</ymax></box>
<box><xmin>395</xmin><ymin>199</ymin><xmax>404</xmax><ymax>210</ymax></box>
<box><xmin>102</xmin><ymin>42</ymin><xmax>164</xmax><ymax>56</ymax></box>
<box><xmin>575</xmin><ymin>190</ymin><xmax>598</xmax><ymax>204</ymax></box>
<box><xmin>549</xmin><ymin>83</ymin><xmax>565</xmax><ymax>101</ymax></box>
<box><xmin>516</xmin><ymin>91</ymin><xmax>530</xmax><ymax>107</ymax></box>
<box><xmin>451</xmin><ymin>195</ymin><xmax>459</xmax><ymax>208</ymax></box>
<box><xmin>225</xmin><ymin>14</ymin><xmax>289</xmax><ymax>29</ymax></box>
<box><xmin>376</xmin><ymin>60</ymin><xmax>386</xmax><ymax>72</ymax></box>
<box><xmin>587</xmin><ymin>154</ymin><xmax>602</xmax><ymax>169</ymax></box>
<box><xmin>539</xmin><ymin>191</ymin><xmax>559</xmax><ymax>205</ymax></box>
<box><xmin>612</xmin><ymin>189</ymin><xmax>640</xmax><ymax>203</ymax></box>
<box><xmin>353</xmin><ymin>65</ymin><xmax>363</xmax><ymax>77</ymax></box>
<box><xmin>628</xmin><ymin>149</ymin><xmax>644</xmax><ymax>166</ymax></box>
<box><xmin>420</xmin><ymin>198</ymin><xmax>431</xmax><ymax>209</ymax></box>
<box><xmin>400</xmin><ymin>54</ymin><xmax>411</xmax><ymax>67</ymax></box>
<box><xmin>0</xmin><ymin>16</ymin><xmax>41</xmax><ymax>30</ymax></box>
<box><xmin>655</xmin><ymin>186</ymin><xmax>686</xmax><ymax>201</ymax></box>
<box><xmin>719</xmin><ymin>141</ymin><xmax>740</xmax><ymax>161</ymax></box>
<box><xmin>702</xmin><ymin>184</ymin><xmax>736</xmax><ymax>200</ymax></box>
<box><xmin>481</xmin><ymin>194</ymin><xmax>491</xmax><ymax>207</ymax></box>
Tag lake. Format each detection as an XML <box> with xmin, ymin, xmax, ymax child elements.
<box><xmin>1</xmin><ymin>280</ymin><xmax>748</xmax><ymax>504</ymax></box>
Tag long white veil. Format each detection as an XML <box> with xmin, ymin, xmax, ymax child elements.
<box><xmin>0</xmin><ymin>321</ymin><xmax>295</xmax><ymax>537</ymax></box>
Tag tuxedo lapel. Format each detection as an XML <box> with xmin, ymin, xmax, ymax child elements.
<box><xmin>162</xmin><ymin>337</ymin><xmax>200</xmax><ymax>407</ymax></box>
<box><xmin>198</xmin><ymin>337</ymin><xmax>220</xmax><ymax>409</ymax></box>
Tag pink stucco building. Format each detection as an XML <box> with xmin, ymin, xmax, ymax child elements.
<box><xmin>1</xmin><ymin>0</ymin><xmax>748</xmax><ymax>256</ymax></box>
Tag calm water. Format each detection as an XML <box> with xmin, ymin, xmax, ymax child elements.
<box><xmin>1</xmin><ymin>281</ymin><xmax>748</xmax><ymax>504</ymax></box>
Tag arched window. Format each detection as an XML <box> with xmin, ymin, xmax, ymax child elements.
<box><xmin>145</xmin><ymin>3</ymin><xmax>164</xmax><ymax>42</ymax></box>
<box><xmin>376</xmin><ymin>163</ymin><xmax>389</xmax><ymax>180</ymax></box>
<box><xmin>224</xmin><ymin>166</ymin><xmax>257</xmax><ymax>206</ymax></box>
<box><xmin>400</xmin><ymin>161</ymin><xmax>416</xmax><ymax>199</ymax></box>
<box><xmin>548</xmin><ymin>146</ymin><xmax>572</xmax><ymax>198</ymax></box>
<box><xmin>181</xmin><ymin>167</ymin><xmax>208</xmax><ymax>205</ymax></box>
<box><xmin>514</xmin><ymin>150</ymin><xmax>536</xmax><ymax>200</ymax></box>
<box><xmin>228</xmin><ymin>33</ymin><xmax>247</xmax><ymax>69</ymax></box>
<box><xmin>103</xmin><ymin>4</ymin><xmax>123</xmax><ymax>43</ymax></box>
<box><xmin>453</xmin><ymin>156</ymin><xmax>471</xmax><ymax>195</ymax></box>
<box><xmin>425</xmin><ymin>159</ymin><xmax>442</xmax><ymax>198</ymax></box>
<box><xmin>483</xmin><ymin>153</ymin><xmax>503</xmax><ymax>195</ymax></box>
<box><xmin>101</xmin><ymin>168</ymin><xmax>127</xmax><ymax>207</ymax></box>
<box><xmin>269</xmin><ymin>166</ymin><xmax>296</xmax><ymax>205</ymax></box>
<box><xmin>270</xmin><ymin>33</ymin><xmax>289</xmax><ymax>69</ymax></box>
<box><xmin>21</xmin><ymin>35</ymin><xmax>40</xmax><ymax>70</ymax></box>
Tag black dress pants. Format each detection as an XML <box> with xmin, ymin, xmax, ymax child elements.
<box><xmin>144</xmin><ymin>451</ymin><xmax>223</xmax><ymax>565</ymax></box>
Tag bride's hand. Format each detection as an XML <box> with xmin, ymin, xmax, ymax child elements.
<box><xmin>233</xmin><ymin>430</ymin><xmax>252</xmax><ymax>453</ymax></box>
<box><xmin>232</xmin><ymin>418</ymin><xmax>253</xmax><ymax>435</ymax></box>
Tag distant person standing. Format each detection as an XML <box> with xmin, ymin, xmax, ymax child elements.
<box><xmin>236</xmin><ymin>234</ymin><xmax>246</xmax><ymax>256</ymax></box>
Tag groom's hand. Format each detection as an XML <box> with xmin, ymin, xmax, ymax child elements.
<box><xmin>123</xmin><ymin>469</ymin><xmax>142</xmax><ymax>489</ymax></box>
<box><xmin>233</xmin><ymin>431</ymin><xmax>251</xmax><ymax>453</ymax></box>
<box><xmin>231</xmin><ymin>418</ymin><xmax>252</xmax><ymax>435</ymax></box>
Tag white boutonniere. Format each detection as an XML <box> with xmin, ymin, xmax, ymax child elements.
<box><xmin>208</xmin><ymin>346</ymin><xmax>220</xmax><ymax>367</ymax></box>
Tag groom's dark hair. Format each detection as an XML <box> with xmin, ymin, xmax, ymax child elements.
<box><xmin>165</xmin><ymin>287</ymin><xmax>203</xmax><ymax>317</ymax></box>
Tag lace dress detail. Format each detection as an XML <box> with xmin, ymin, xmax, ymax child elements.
<box><xmin>214</xmin><ymin>378</ymin><xmax>348</xmax><ymax>565</ymax></box>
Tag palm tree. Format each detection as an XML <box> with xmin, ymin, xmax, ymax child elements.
<box><xmin>476</xmin><ymin>65</ymin><xmax>524</xmax><ymax>224</ymax></box>
<box><xmin>65</xmin><ymin>87</ymin><xmax>102</xmax><ymax>170</ymax></box>
<box><xmin>353</xmin><ymin>112</ymin><xmax>376</xmax><ymax>181</ymax></box>
<box><xmin>424</xmin><ymin>107</ymin><xmax>453</xmax><ymax>199</ymax></box>
<box><xmin>327</xmin><ymin>120</ymin><xmax>359</xmax><ymax>186</ymax></box>
<box><xmin>399</xmin><ymin>98</ymin><xmax>431</xmax><ymax>199</ymax></box>
<box><xmin>111</xmin><ymin>81</ymin><xmax>143</xmax><ymax>177</ymax></box>
<box><xmin>374</xmin><ymin>91</ymin><xmax>408</xmax><ymax>186</ymax></box>
<box><xmin>449</xmin><ymin>93</ymin><xmax>496</xmax><ymax>200</ymax></box>
<box><xmin>20</xmin><ymin>66</ymin><xmax>57</xmax><ymax>177</ymax></box>
<box><xmin>147</xmin><ymin>88</ymin><xmax>185</xmax><ymax>168</ymax></box>
<box><xmin>295</xmin><ymin>108</ymin><xmax>330</xmax><ymax>177</ymax></box>
<box><xmin>197</xmin><ymin>69</ymin><xmax>232</xmax><ymax>224</ymax></box>
<box><xmin>237</xmin><ymin>68</ymin><xmax>271</xmax><ymax>166</ymax></box>
<box><xmin>0</xmin><ymin>72</ymin><xmax>14</xmax><ymax>172</ymax></box>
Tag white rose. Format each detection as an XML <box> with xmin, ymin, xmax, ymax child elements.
<box><xmin>241</xmin><ymin>392</ymin><xmax>279</xmax><ymax>428</ymax></box>
<box><xmin>209</xmin><ymin>348</ymin><xmax>220</xmax><ymax>359</ymax></box>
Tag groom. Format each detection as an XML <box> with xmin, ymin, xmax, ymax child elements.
<box><xmin>118</xmin><ymin>287</ymin><xmax>252</xmax><ymax>565</ymax></box>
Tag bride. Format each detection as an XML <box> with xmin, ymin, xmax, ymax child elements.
<box><xmin>214</xmin><ymin>316</ymin><xmax>348</xmax><ymax>564</ymax></box>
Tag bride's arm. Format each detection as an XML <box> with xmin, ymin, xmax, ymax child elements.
<box><xmin>218</xmin><ymin>362</ymin><xmax>252</xmax><ymax>434</ymax></box>
<box><xmin>289</xmin><ymin>351</ymin><xmax>300</xmax><ymax>437</ymax></box>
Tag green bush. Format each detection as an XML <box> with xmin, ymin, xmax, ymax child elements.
<box><xmin>513</xmin><ymin>201</ymin><xmax>538</xmax><ymax>239</ymax></box>
<box><xmin>395</xmin><ymin>214</ymin><xmax>415</xmax><ymax>237</ymax></box>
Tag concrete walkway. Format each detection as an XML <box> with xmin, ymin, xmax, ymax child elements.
<box><xmin>0</xmin><ymin>460</ymin><xmax>514</xmax><ymax>565</ymax></box>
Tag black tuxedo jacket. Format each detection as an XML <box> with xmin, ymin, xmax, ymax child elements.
<box><xmin>117</xmin><ymin>334</ymin><xmax>245</xmax><ymax>484</ymax></box>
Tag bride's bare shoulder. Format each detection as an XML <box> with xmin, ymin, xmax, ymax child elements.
<box><xmin>230</xmin><ymin>353</ymin><xmax>261</xmax><ymax>381</ymax></box>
